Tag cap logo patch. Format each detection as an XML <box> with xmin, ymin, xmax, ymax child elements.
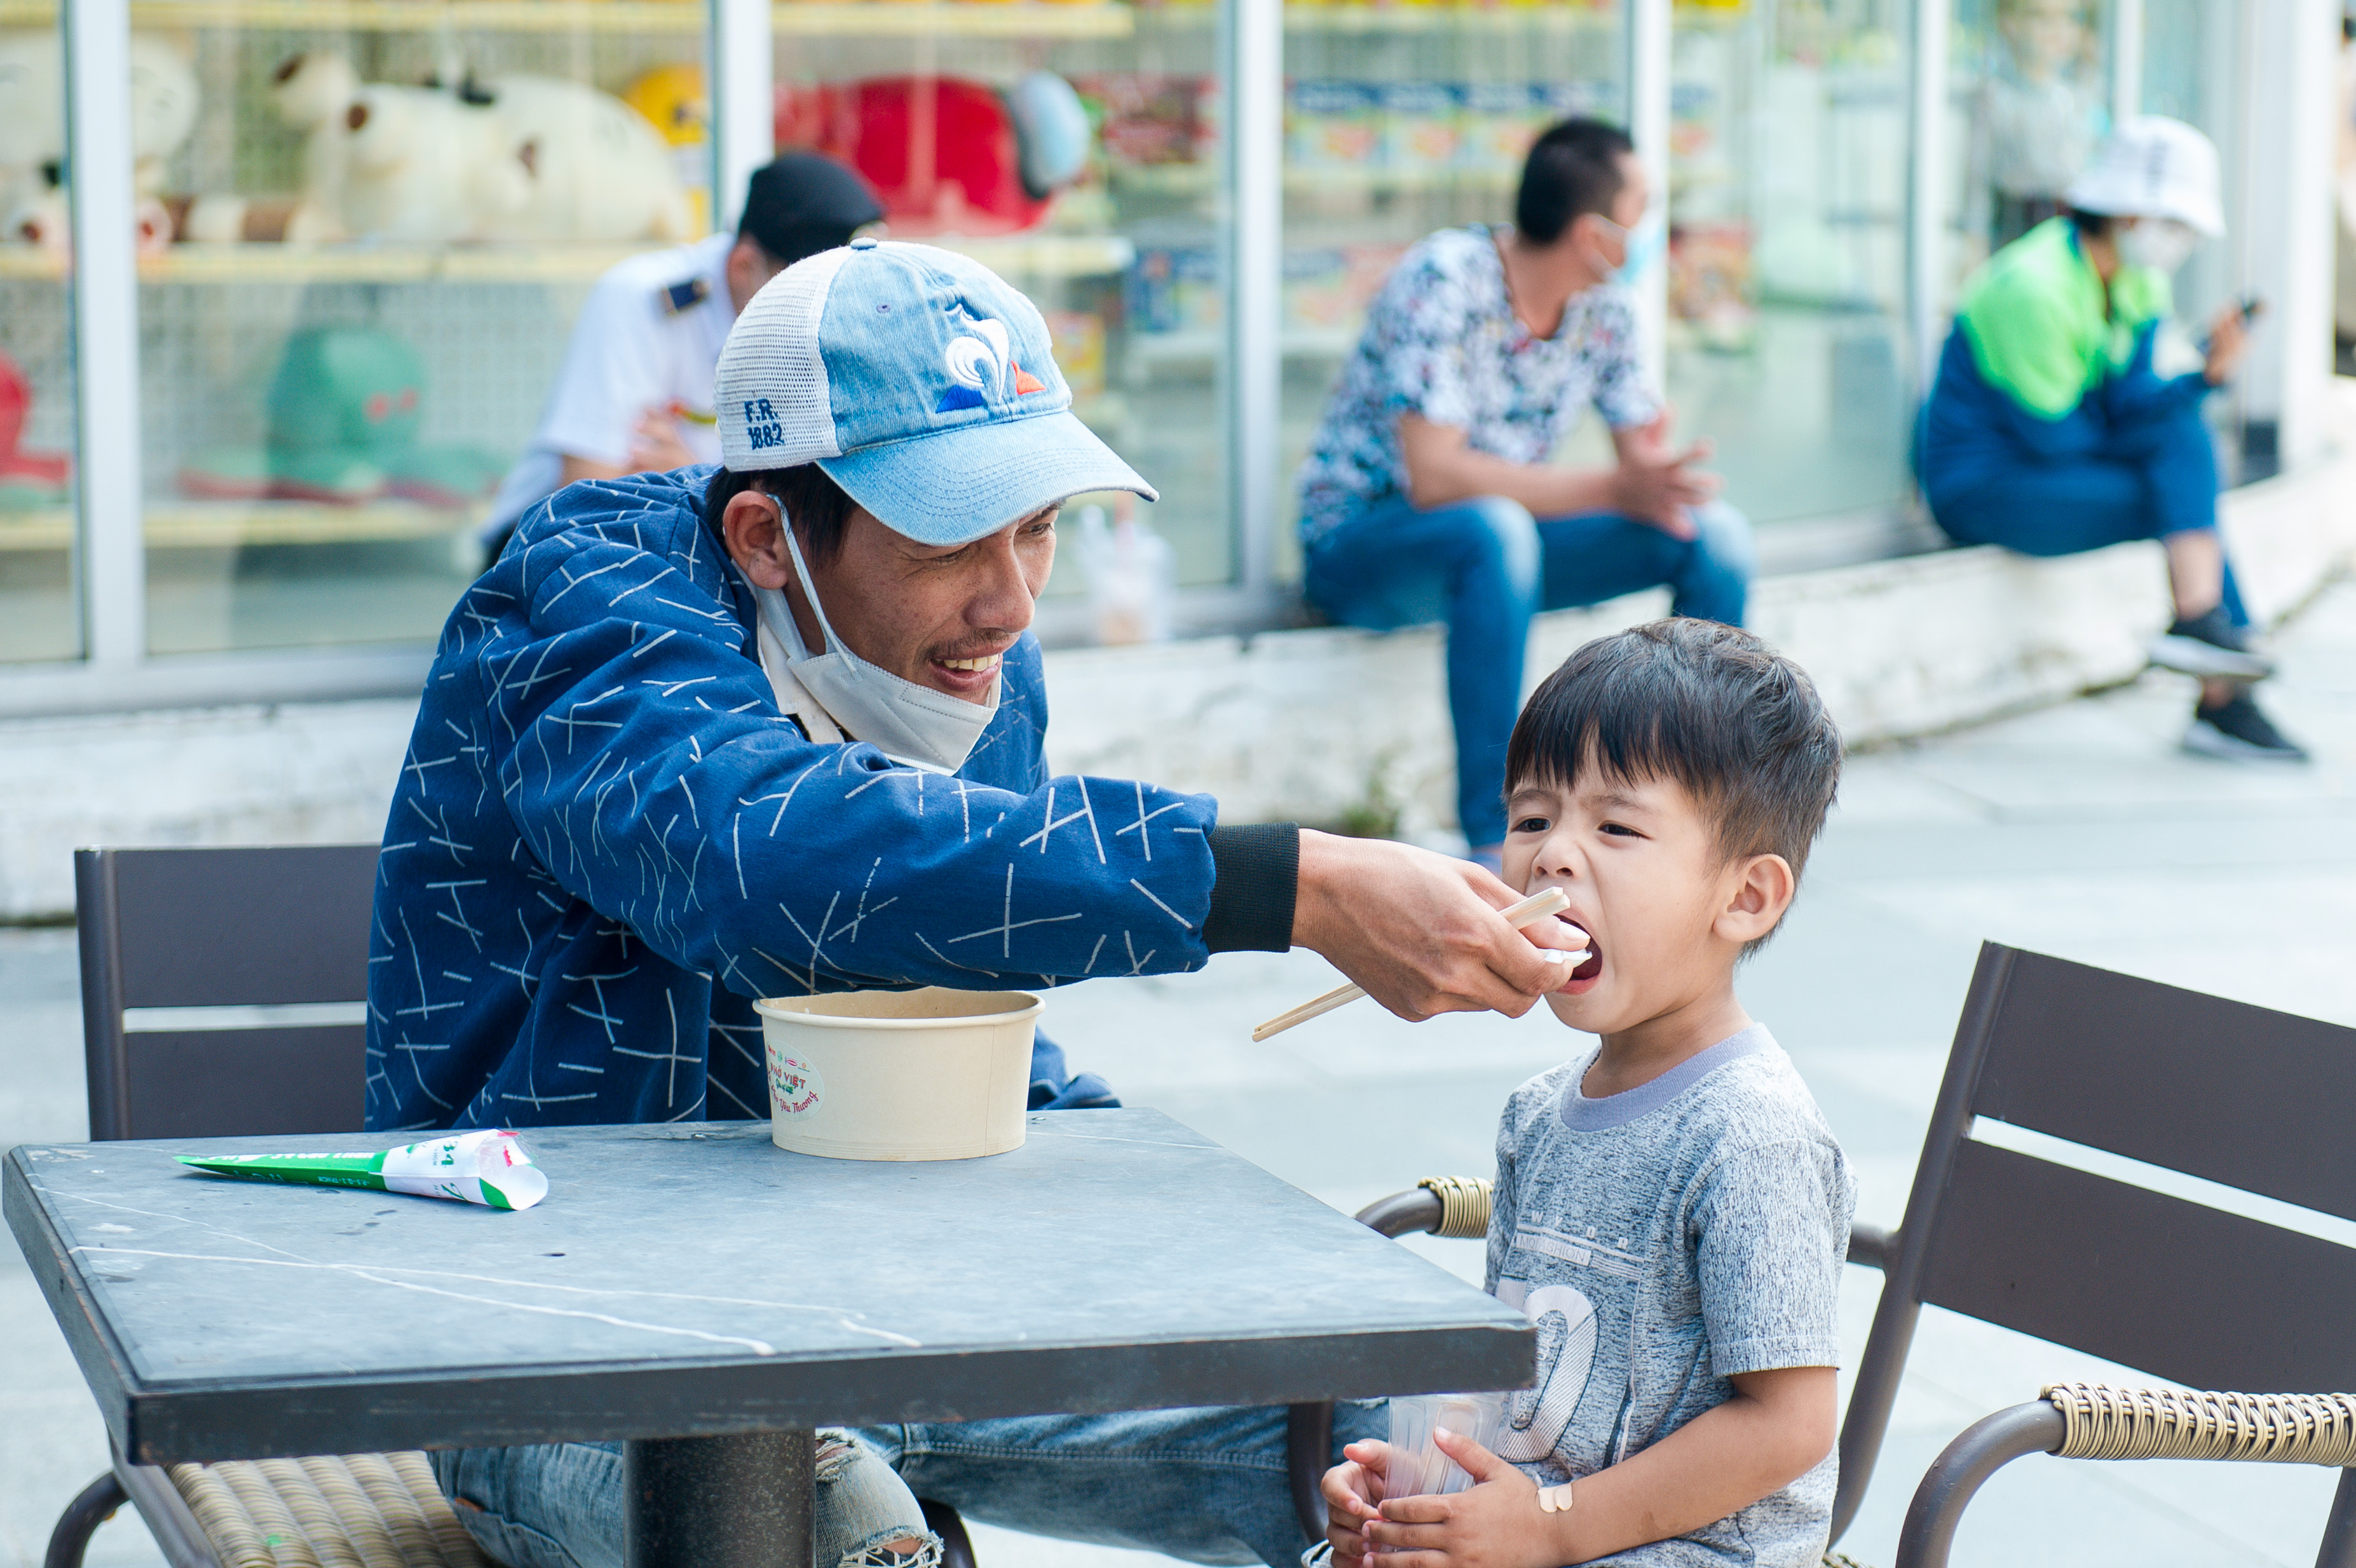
<box><xmin>743</xmin><ymin>397</ymin><xmax>783</xmax><ymax>451</ymax></box>
<box><xmin>934</xmin><ymin>306</ymin><xmax>1049</xmax><ymax>413</ymax></box>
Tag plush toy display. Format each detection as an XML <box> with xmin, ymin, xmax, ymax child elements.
<box><xmin>0</xmin><ymin>30</ymin><xmax>198</xmax><ymax>249</ymax></box>
<box><xmin>0</xmin><ymin>348</ymin><xmax>71</xmax><ymax>503</ymax></box>
<box><xmin>268</xmin><ymin>51</ymin><xmax>693</xmax><ymax>245</ymax></box>
<box><xmin>775</xmin><ymin>71</ymin><xmax>1091</xmax><ymax>236</ymax></box>
<box><xmin>481</xmin><ymin>72</ymin><xmax>697</xmax><ymax>242</ymax></box>
<box><xmin>179</xmin><ymin>327</ymin><xmax>506</xmax><ymax>508</ymax></box>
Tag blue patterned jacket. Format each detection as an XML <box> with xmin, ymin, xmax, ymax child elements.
<box><xmin>367</xmin><ymin>467</ymin><xmax>1243</xmax><ymax>1133</ymax></box>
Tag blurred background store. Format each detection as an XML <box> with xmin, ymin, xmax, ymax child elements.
<box><xmin>0</xmin><ymin>0</ymin><xmax>2336</xmax><ymax>714</ymax></box>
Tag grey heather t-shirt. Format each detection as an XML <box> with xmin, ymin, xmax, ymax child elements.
<box><xmin>1485</xmin><ymin>1025</ymin><xmax>1854</xmax><ymax>1566</ymax></box>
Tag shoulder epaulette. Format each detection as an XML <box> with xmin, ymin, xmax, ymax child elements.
<box><xmin>661</xmin><ymin>277</ymin><xmax>711</xmax><ymax>315</ymax></box>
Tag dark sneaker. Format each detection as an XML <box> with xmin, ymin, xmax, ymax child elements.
<box><xmin>2149</xmin><ymin>606</ymin><xmax>2274</xmax><ymax>680</ymax></box>
<box><xmin>2183</xmin><ymin>691</ymin><xmax>2309</xmax><ymax>763</ymax></box>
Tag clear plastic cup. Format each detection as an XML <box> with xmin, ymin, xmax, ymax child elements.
<box><xmin>1384</xmin><ymin>1391</ymin><xmax>1508</xmax><ymax>1497</ymax></box>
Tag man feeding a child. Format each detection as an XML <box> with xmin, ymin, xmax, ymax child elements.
<box><xmin>372</xmin><ymin>236</ymin><xmax>1588</xmax><ymax>1568</ymax></box>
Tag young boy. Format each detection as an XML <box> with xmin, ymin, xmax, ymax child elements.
<box><xmin>1323</xmin><ymin>618</ymin><xmax>1854</xmax><ymax>1568</ymax></box>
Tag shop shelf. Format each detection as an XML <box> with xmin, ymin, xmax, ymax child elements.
<box><xmin>0</xmin><ymin>0</ymin><xmax>1136</xmax><ymax>37</ymax></box>
<box><xmin>1115</xmin><ymin>163</ymin><xmax>1518</xmax><ymax>197</ymax></box>
<box><xmin>1127</xmin><ymin>2</ymin><xmax>1617</xmax><ymax>31</ymax></box>
<box><xmin>774</xmin><ymin>1</ymin><xmax>1136</xmax><ymax>36</ymax></box>
<box><xmin>1283</xmin><ymin>2</ymin><xmax>1619</xmax><ymax>32</ymax></box>
<box><xmin>0</xmin><ymin>501</ymin><xmax>479</xmax><ymax>554</ymax></box>
<box><xmin>0</xmin><ymin>233</ymin><xmax>1134</xmax><ymax>284</ymax></box>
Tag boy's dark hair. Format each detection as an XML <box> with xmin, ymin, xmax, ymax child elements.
<box><xmin>1504</xmin><ymin>618</ymin><xmax>1842</xmax><ymax>887</ymax></box>
<box><xmin>1516</xmin><ymin>118</ymin><xmax>1637</xmax><ymax>247</ymax></box>
<box><xmin>702</xmin><ymin>463</ymin><xmax>861</xmax><ymax>562</ymax></box>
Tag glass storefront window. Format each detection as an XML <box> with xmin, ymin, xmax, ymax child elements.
<box><xmin>1948</xmin><ymin>0</ymin><xmax>2115</xmax><ymax>282</ymax></box>
<box><xmin>1665</xmin><ymin>0</ymin><xmax>1913</xmax><ymax>526</ymax></box>
<box><xmin>1276</xmin><ymin>0</ymin><xmax>1628</xmax><ymax>580</ymax></box>
<box><xmin>130</xmin><ymin>3</ymin><xmax>715</xmax><ymax>656</ymax></box>
<box><xmin>2141</xmin><ymin>0</ymin><xmax>2238</xmax><ymax>331</ymax></box>
<box><xmin>0</xmin><ymin>7</ymin><xmax>80</xmax><ymax>664</ymax></box>
<box><xmin>776</xmin><ymin>1</ymin><xmax>1230</xmax><ymax>592</ymax></box>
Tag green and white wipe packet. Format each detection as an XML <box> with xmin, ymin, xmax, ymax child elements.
<box><xmin>178</xmin><ymin>1127</ymin><xmax>549</xmax><ymax>1211</ymax></box>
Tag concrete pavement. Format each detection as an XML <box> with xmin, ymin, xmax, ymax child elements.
<box><xmin>4</xmin><ymin>580</ymin><xmax>2352</xmax><ymax>1568</ymax></box>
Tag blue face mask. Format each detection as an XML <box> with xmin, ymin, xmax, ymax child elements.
<box><xmin>1588</xmin><ymin>212</ymin><xmax>1666</xmax><ymax>285</ymax></box>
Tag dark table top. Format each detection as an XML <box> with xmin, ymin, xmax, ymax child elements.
<box><xmin>6</xmin><ymin>1110</ymin><xmax>1531</xmax><ymax>1465</ymax></box>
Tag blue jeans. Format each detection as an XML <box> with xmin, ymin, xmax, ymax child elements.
<box><xmin>428</xmin><ymin>1431</ymin><xmax>936</xmax><ymax>1568</ymax></box>
<box><xmin>1927</xmin><ymin>395</ymin><xmax>2250</xmax><ymax>625</ymax></box>
<box><xmin>1303</xmin><ymin>497</ymin><xmax>1753</xmax><ymax>847</ymax></box>
<box><xmin>867</xmin><ymin>1401</ymin><xmax>1391</xmax><ymax>1568</ymax></box>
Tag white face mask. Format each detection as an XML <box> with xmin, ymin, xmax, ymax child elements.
<box><xmin>1584</xmin><ymin>211</ymin><xmax>1666</xmax><ymax>287</ymax></box>
<box><xmin>2117</xmin><ymin>217</ymin><xmax>2198</xmax><ymax>276</ymax></box>
<box><xmin>749</xmin><ymin>507</ymin><xmax>1001</xmax><ymax>775</ymax></box>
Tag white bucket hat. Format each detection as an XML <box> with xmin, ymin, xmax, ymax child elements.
<box><xmin>2064</xmin><ymin>115</ymin><xmax>2226</xmax><ymax>236</ymax></box>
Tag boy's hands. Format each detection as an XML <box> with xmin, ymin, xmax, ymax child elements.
<box><xmin>1354</xmin><ymin>1428</ymin><xmax>1560</xmax><ymax>1568</ymax></box>
<box><xmin>1322</xmin><ymin>1440</ymin><xmax>1393</xmax><ymax>1566</ymax></box>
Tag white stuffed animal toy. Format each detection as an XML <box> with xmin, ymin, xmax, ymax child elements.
<box><xmin>339</xmin><ymin>83</ymin><xmax>529</xmax><ymax>244</ymax></box>
<box><xmin>0</xmin><ymin>30</ymin><xmax>196</xmax><ymax>249</ymax></box>
<box><xmin>268</xmin><ymin>50</ymin><xmax>358</xmax><ymax>242</ymax></box>
<box><xmin>271</xmin><ymin>52</ymin><xmax>524</xmax><ymax>245</ymax></box>
<box><xmin>271</xmin><ymin>54</ymin><xmax>688</xmax><ymax>245</ymax></box>
<box><xmin>477</xmin><ymin>74</ymin><xmax>694</xmax><ymax>243</ymax></box>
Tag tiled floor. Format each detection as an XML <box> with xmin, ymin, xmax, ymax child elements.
<box><xmin>4</xmin><ymin>582</ymin><xmax>2352</xmax><ymax>1568</ymax></box>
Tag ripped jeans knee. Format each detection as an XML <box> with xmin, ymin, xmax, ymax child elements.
<box><xmin>818</xmin><ymin>1429</ymin><xmax>943</xmax><ymax>1568</ymax></box>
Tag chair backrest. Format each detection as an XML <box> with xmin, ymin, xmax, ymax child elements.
<box><xmin>1832</xmin><ymin>941</ymin><xmax>2356</xmax><ymax>1540</ymax></box>
<box><xmin>76</xmin><ymin>845</ymin><xmax>381</xmax><ymax>1142</ymax></box>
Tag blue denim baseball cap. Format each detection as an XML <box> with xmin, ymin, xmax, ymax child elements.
<box><xmin>714</xmin><ymin>238</ymin><xmax>1155</xmax><ymax>546</ymax></box>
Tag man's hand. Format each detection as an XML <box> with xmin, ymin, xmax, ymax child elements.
<box><xmin>1610</xmin><ymin>409</ymin><xmax>1719</xmax><ymax>540</ymax></box>
<box><xmin>1291</xmin><ymin>833</ymin><xmax>1584</xmax><ymax>1021</ymax></box>
<box><xmin>1361</xmin><ymin>1429</ymin><xmax>1558</xmax><ymax>1568</ymax></box>
<box><xmin>2204</xmin><ymin>303</ymin><xmax>2252</xmax><ymax>386</ymax></box>
<box><xmin>1322</xmin><ymin>1440</ymin><xmax>1395</xmax><ymax>1567</ymax></box>
<box><xmin>628</xmin><ymin>406</ymin><xmax>700</xmax><ymax>472</ymax></box>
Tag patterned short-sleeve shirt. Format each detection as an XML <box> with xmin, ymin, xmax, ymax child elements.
<box><xmin>1295</xmin><ymin>224</ymin><xmax>1661</xmax><ymax>544</ymax></box>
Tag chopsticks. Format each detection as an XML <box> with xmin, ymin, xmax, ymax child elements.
<box><xmin>1251</xmin><ymin>885</ymin><xmax>1579</xmax><ymax>1043</ymax></box>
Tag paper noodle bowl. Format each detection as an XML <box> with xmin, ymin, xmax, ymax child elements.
<box><xmin>754</xmin><ymin>988</ymin><xmax>1043</xmax><ymax>1161</ymax></box>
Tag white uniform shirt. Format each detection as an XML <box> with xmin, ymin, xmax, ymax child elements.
<box><xmin>485</xmin><ymin>231</ymin><xmax>737</xmax><ymax>533</ymax></box>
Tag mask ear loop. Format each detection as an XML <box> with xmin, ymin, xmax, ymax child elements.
<box><xmin>770</xmin><ymin>498</ymin><xmax>850</xmax><ymax>659</ymax></box>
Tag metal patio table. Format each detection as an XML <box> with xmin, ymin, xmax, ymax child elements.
<box><xmin>6</xmin><ymin>1110</ymin><xmax>1532</xmax><ymax>1568</ymax></box>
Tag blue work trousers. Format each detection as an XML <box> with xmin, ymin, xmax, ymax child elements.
<box><xmin>429</xmin><ymin>1430</ymin><xmax>933</xmax><ymax>1568</ymax></box>
<box><xmin>870</xmin><ymin>1401</ymin><xmax>1392</xmax><ymax>1567</ymax></box>
<box><xmin>1302</xmin><ymin>496</ymin><xmax>1753</xmax><ymax>848</ymax></box>
<box><xmin>422</xmin><ymin>1405</ymin><xmax>1387</xmax><ymax>1568</ymax></box>
<box><xmin>1928</xmin><ymin>393</ymin><xmax>2250</xmax><ymax>625</ymax></box>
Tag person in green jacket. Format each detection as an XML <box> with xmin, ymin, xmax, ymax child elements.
<box><xmin>1918</xmin><ymin>116</ymin><xmax>2302</xmax><ymax>762</ymax></box>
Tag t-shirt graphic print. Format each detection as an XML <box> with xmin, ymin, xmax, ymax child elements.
<box><xmin>1492</xmin><ymin>1278</ymin><xmax>1599</xmax><ymax>1462</ymax></box>
<box><xmin>1483</xmin><ymin>1025</ymin><xmax>1855</xmax><ymax>1567</ymax></box>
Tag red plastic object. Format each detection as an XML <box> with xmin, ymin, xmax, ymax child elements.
<box><xmin>776</xmin><ymin>76</ymin><xmax>1049</xmax><ymax>236</ymax></box>
<box><xmin>0</xmin><ymin>350</ymin><xmax>71</xmax><ymax>489</ymax></box>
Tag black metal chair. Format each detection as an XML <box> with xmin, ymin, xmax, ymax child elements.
<box><xmin>50</xmin><ymin>845</ymin><xmax>481</xmax><ymax>1568</ymax></box>
<box><xmin>1295</xmin><ymin>943</ymin><xmax>2356</xmax><ymax>1568</ymax></box>
<box><xmin>75</xmin><ymin>843</ymin><xmax>377</xmax><ymax>1144</ymax></box>
<box><xmin>50</xmin><ymin>843</ymin><xmax>984</xmax><ymax>1568</ymax></box>
<box><xmin>1852</xmin><ymin>943</ymin><xmax>2356</xmax><ymax>1568</ymax></box>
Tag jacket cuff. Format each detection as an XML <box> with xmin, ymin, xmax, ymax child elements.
<box><xmin>1202</xmin><ymin>824</ymin><xmax>1300</xmax><ymax>954</ymax></box>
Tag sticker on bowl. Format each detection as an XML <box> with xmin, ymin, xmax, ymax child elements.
<box><xmin>769</xmin><ymin>1053</ymin><xmax>824</xmax><ymax>1117</ymax></box>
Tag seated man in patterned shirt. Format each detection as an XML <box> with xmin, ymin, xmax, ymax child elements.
<box><xmin>1295</xmin><ymin>118</ymin><xmax>1751</xmax><ymax>873</ymax></box>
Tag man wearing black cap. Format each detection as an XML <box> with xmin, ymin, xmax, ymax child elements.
<box><xmin>478</xmin><ymin>153</ymin><xmax>885</xmax><ymax>555</ymax></box>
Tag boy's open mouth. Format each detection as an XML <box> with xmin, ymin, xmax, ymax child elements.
<box><xmin>1560</xmin><ymin>917</ymin><xmax>1603</xmax><ymax>983</ymax></box>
